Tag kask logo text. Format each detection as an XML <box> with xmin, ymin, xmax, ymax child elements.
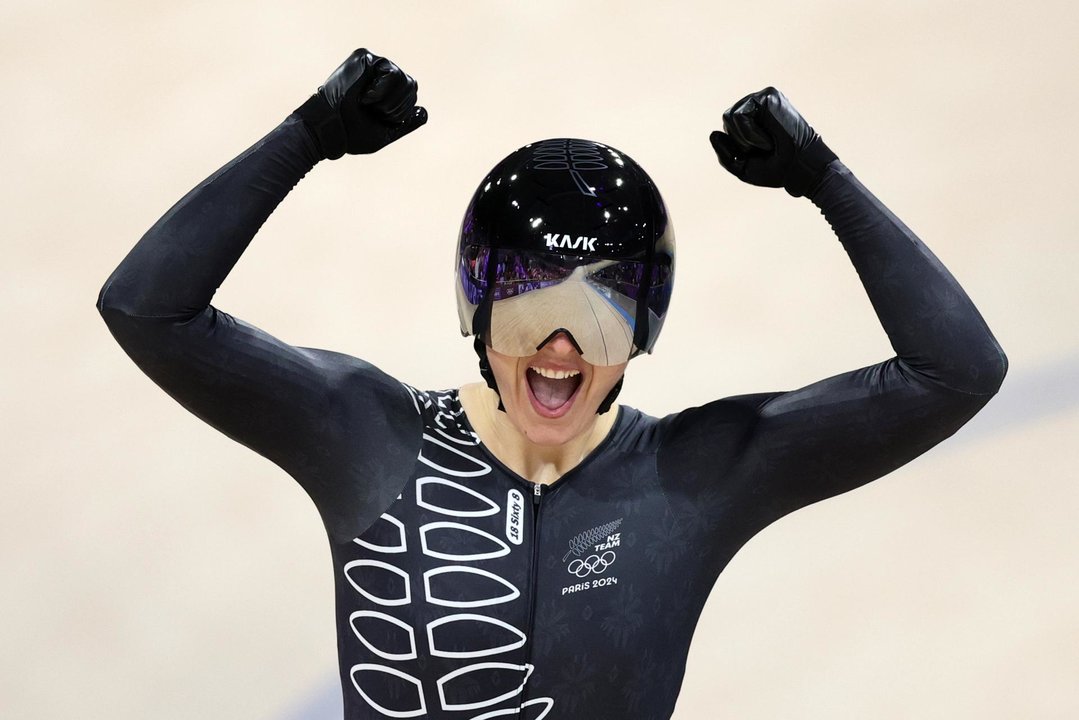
<box><xmin>544</xmin><ymin>233</ymin><xmax>597</xmax><ymax>252</ymax></box>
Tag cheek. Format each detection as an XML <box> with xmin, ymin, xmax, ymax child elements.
<box><xmin>487</xmin><ymin>353</ymin><xmax>519</xmax><ymax>389</ymax></box>
<box><xmin>489</xmin><ymin>356</ymin><xmax>532</xmax><ymax>422</ymax></box>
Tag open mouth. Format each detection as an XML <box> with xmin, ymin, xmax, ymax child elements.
<box><xmin>525</xmin><ymin>365</ymin><xmax>584</xmax><ymax>418</ymax></box>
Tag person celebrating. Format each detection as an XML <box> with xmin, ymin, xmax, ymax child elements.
<box><xmin>97</xmin><ymin>48</ymin><xmax>1007</xmax><ymax>719</ymax></box>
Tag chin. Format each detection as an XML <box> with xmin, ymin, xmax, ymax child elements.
<box><xmin>510</xmin><ymin>379</ymin><xmax>607</xmax><ymax>446</ymax></box>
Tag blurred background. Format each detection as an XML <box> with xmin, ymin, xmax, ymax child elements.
<box><xmin>3</xmin><ymin>0</ymin><xmax>1077</xmax><ymax>717</ymax></box>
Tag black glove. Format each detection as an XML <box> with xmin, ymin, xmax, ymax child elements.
<box><xmin>709</xmin><ymin>87</ymin><xmax>837</xmax><ymax>198</ymax></box>
<box><xmin>295</xmin><ymin>48</ymin><xmax>428</xmax><ymax>160</ymax></box>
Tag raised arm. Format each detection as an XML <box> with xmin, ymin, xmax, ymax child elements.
<box><xmin>660</xmin><ymin>88</ymin><xmax>1007</xmax><ymax>524</ymax></box>
<box><xmin>95</xmin><ymin>49</ymin><xmax>428</xmax><ymax>538</ymax></box>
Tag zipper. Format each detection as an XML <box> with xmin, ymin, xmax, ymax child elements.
<box><xmin>520</xmin><ymin>481</ymin><xmax>544</xmax><ymax>715</ymax></box>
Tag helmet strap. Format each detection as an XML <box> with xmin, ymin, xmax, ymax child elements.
<box><xmin>474</xmin><ymin>337</ymin><xmax>506</xmax><ymax>412</ymax></box>
<box><xmin>597</xmin><ymin>374</ymin><xmax>624</xmax><ymax>415</ymax></box>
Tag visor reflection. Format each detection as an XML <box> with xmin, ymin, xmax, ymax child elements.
<box><xmin>488</xmin><ymin>266</ymin><xmax>635</xmax><ymax>366</ymax></box>
<box><xmin>459</xmin><ymin>246</ymin><xmax>673</xmax><ymax>366</ymax></box>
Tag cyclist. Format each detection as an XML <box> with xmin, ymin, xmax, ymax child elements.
<box><xmin>97</xmin><ymin>48</ymin><xmax>1007</xmax><ymax>719</ymax></box>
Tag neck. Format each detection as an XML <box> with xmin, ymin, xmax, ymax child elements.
<box><xmin>458</xmin><ymin>382</ymin><xmax>619</xmax><ymax>485</ymax></box>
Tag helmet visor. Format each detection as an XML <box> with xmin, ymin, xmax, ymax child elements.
<box><xmin>458</xmin><ymin>246</ymin><xmax>672</xmax><ymax>366</ymax></box>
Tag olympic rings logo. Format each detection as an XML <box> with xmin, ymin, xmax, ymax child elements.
<box><xmin>567</xmin><ymin>551</ymin><xmax>617</xmax><ymax>577</ymax></box>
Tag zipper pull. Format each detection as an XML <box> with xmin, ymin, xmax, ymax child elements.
<box><xmin>533</xmin><ymin>482</ymin><xmax>543</xmax><ymax>504</ymax></box>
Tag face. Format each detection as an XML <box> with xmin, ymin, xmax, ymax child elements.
<box><xmin>486</xmin><ymin>332</ymin><xmax>627</xmax><ymax>447</ymax></box>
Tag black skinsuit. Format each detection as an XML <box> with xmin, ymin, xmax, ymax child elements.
<box><xmin>97</xmin><ymin>114</ymin><xmax>1007</xmax><ymax>719</ymax></box>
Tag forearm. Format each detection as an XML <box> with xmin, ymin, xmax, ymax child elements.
<box><xmin>96</xmin><ymin>114</ymin><xmax>320</xmax><ymax>318</ymax></box>
<box><xmin>810</xmin><ymin>161</ymin><xmax>1008</xmax><ymax>395</ymax></box>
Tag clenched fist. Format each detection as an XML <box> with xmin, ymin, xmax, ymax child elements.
<box><xmin>709</xmin><ymin>87</ymin><xmax>837</xmax><ymax>198</ymax></box>
<box><xmin>296</xmin><ymin>48</ymin><xmax>427</xmax><ymax>160</ymax></box>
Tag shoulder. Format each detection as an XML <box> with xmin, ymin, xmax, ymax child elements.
<box><xmin>636</xmin><ymin>391</ymin><xmax>784</xmax><ymax>454</ymax></box>
<box><xmin>299</xmin><ymin>348</ymin><xmax>415</xmax><ymax>407</ymax></box>
<box><xmin>293</xmin><ymin>347</ymin><xmax>427</xmax><ymax>446</ymax></box>
<box><xmin>605</xmin><ymin>393</ymin><xmax>769</xmax><ymax>454</ymax></box>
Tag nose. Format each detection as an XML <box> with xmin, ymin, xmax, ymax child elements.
<box><xmin>537</xmin><ymin>329</ymin><xmax>583</xmax><ymax>356</ymax></box>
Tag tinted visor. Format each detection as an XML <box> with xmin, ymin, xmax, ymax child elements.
<box><xmin>458</xmin><ymin>246</ymin><xmax>672</xmax><ymax>366</ymax></box>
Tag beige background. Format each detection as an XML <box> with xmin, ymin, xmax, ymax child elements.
<box><xmin>3</xmin><ymin>1</ymin><xmax>1077</xmax><ymax>718</ymax></box>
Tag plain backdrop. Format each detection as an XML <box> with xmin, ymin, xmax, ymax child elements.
<box><xmin>3</xmin><ymin>1</ymin><xmax>1077</xmax><ymax>718</ymax></box>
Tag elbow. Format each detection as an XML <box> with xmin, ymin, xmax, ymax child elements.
<box><xmin>987</xmin><ymin>345</ymin><xmax>1009</xmax><ymax>394</ymax></box>
<box><xmin>96</xmin><ymin>275</ymin><xmax>132</xmax><ymax>327</ymax></box>
<box><xmin>96</xmin><ymin>274</ymin><xmax>174</xmax><ymax>359</ymax></box>
<box><xmin>966</xmin><ymin>340</ymin><xmax>1009</xmax><ymax>396</ymax></box>
<box><xmin>96</xmin><ymin>267</ymin><xmax>159</xmax><ymax>322</ymax></box>
<box><xmin>96</xmin><ymin>276</ymin><xmax>142</xmax><ymax>353</ymax></box>
<box><xmin>96</xmin><ymin>276</ymin><xmax>120</xmax><ymax>322</ymax></box>
<box><xmin>96</xmin><ymin>277</ymin><xmax>113</xmax><ymax>315</ymax></box>
<box><xmin>96</xmin><ymin>273</ymin><xmax>149</xmax><ymax>329</ymax></box>
<box><xmin>918</xmin><ymin>336</ymin><xmax>1009</xmax><ymax>397</ymax></box>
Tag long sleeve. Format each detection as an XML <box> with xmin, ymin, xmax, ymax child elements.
<box><xmin>96</xmin><ymin>114</ymin><xmax>421</xmax><ymax>540</ymax></box>
<box><xmin>658</xmin><ymin>160</ymin><xmax>1008</xmax><ymax>524</ymax></box>
<box><xmin>97</xmin><ymin>115</ymin><xmax>320</xmax><ymax>319</ymax></box>
<box><xmin>810</xmin><ymin>162</ymin><xmax>1007</xmax><ymax>395</ymax></box>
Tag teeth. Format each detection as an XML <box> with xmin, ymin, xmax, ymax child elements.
<box><xmin>530</xmin><ymin>366</ymin><xmax>581</xmax><ymax>380</ymax></box>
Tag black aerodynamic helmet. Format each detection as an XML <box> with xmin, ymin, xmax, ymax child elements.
<box><xmin>456</xmin><ymin>138</ymin><xmax>675</xmax><ymax>370</ymax></box>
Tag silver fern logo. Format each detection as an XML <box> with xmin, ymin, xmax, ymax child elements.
<box><xmin>562</xmin><ymin>518</ymin><xmax>622</xmax><ymax>562</ymax></box>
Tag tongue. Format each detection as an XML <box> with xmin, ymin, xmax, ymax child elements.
<box><xmin>528</xmin><ymin>370</ymin><xmax>581</xmax><ymax>410</ymax></box>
